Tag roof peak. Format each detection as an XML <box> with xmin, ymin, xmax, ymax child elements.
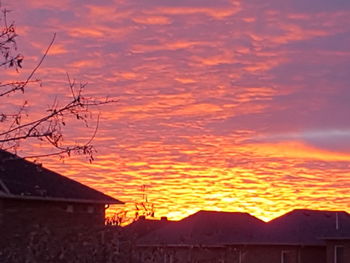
<box><xmin>185</xmin><ymin>210</ymin><xmax>265</xmax><ymax>223</ymax></box>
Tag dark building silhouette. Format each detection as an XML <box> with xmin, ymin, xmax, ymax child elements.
<box><xmin>0</xmin><ymin>150</ymin><xmax>122</xmax><ymax>235</ymax></box>
<box><xmin>136</xmin><ymin>209</ymin><xmax>350</xmax><ymax>263</ymax></box>
<box><xmin>125</xmin><ymin>215</ymin><xmax>174</xmax><ymax>239</ymax></box>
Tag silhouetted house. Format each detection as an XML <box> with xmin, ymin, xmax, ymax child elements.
<box><xmin>137</xmin><ymin>210</ymin><xmax>265</xmax><ymax>262</ymax></box>
<box><xmin>0</xmin><ymin>150</ymin><xmax>122</xmax><ymax>234</ymax></box>
<box><xmin>136</xmin><ymin>209</ymin><xmax>350</xmax><ymax>263</ymax></box>
<box><xmin>120</xmin><ymin>216</ymin><xmax>174</xmax><ymax>262</ymax></box>
<box><xmin>265</xmin><ymin>209</ymin><xmax>350</xmax><ymax>263</ymax></box>
<box><xmin>125</xmin><ymin>216</ymin><xmax>174</xmax><ymax>239</ymax></box>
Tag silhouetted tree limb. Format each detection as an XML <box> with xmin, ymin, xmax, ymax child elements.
<box><xmin>0</xmin><ymin>5</ymin><xmax>116</xmax><ymax>161</ymax></box>
<box><xmin>106</xmin><ymin>185</ymin><xmax>155</xmax><ymax>226</ymax></box>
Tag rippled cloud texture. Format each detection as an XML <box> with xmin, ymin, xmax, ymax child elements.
<box><xmin>5</xmin><ymin>0</ymin><xmax>350</xmax><ymax>220</ymax></box>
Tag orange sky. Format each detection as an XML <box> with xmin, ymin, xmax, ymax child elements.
<box><xmin>1</xmin><ymin>0</ymin><xmax>350</xmax><ymax>222</ymax></box>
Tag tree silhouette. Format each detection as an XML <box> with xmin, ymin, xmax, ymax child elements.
<box><xmin>0</xmin><ymin>6</ymin><xmax>115</xmax><ymax>161</ymax></box>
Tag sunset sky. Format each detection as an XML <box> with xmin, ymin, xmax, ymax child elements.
<box><xmin>2</xmin><ymin>0</ymin><xmax>350</xmax><ymax>221</ymax></box>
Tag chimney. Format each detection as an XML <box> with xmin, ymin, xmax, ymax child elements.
<box><xmin>160</xmin><ymin>216</ymin><xmax>168</xmax><ymax>222</ymax></box>
<box><xmin>139</xmin><ymin>215</ymin><xmax>146</xmax><ymax>221</ymax></box>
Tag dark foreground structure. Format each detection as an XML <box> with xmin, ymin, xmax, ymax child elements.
<box><xmin>136</xmin><ymin>210</ymin><xmax>350</xmax><ymax>263</ymax></box>
<box><xmin>0</xmin><ymin>150</ymin><xmax>126</xmax><ymax>262</ymax></box>
<box><xmin>0</xmin><ymin>149</ymin><xmax>122</xmax><ymax>233</ymax></box>
<box><xmin>1</xmin><ymin>150</ymin><xmax>349</xmax><ymax>262</ymax></box>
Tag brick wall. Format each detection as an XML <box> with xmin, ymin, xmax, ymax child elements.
<box><xmin>0</xmin><ymin>199</ymin><xmax>3</xmax><ymax>225</ymax></box>
<box><xmin>238</xmin><ymin>245</ymin><xmax>325</xmax><ymax>263</ymax></box>
<box><xmin>326</xmin><ymin>240</ymin><xmax>350</xmax><ymax>263</ymax></box>
<box><xmin>0</xmin><ymin>198</ymin><xmax>106</xmax><ymax>235</ymax></box>
<box><xmin>299</xmin><ymin>245</ymin><xmax>326</xmax><ymax>263</ymax></box>
<box><xmin>136</xmin><ymin>244</ymin><xmax>327</xmax><ymax>263</ymax></box>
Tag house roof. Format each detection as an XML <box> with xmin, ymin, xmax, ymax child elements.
<box><xmin>138</xmin><ymin>210</ymin><xmax>265</xmax><ymax>246</ymax></box>
<box><xmin>138</xmin><ymin>209</ymin><xmax>350</xmax><ymax>247</ymax></box>
<box><xmin>264</xmin><ymin>209</ymin><xmax>350</xmax><ymax>245</ymax></box>
<box><xmin>125</xmin><ymin>216</ymin><xmax>174</xmax><ymax>238</ymax></box>
<box><xmin>0</xmin><ymin>150</ymin><xmax>122</xmax><ymax>204</ymax></box>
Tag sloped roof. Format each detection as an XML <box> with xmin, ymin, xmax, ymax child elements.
<box><xmin>0</xmin><ymin>150</ymin><xmax>122</xmax><ymax>204</ymax></box>
<box><xmin>125</xmin><ymin>217</ymin><xmax>174</xmax><ymax>238</ymax></box>
<box><xmin>138</xmin><ymin>209</ymin><xmax>350</xmax><ymax>247</ymax></box>
<box><xmin>264</xmin><ymin>209</ymin><xmax>350</xmax><ymax>245</ymax></box>
<box><xmin>138</xmin><ymin>210</ymin><xmax>265</xmax><ymax>246</ymax></box>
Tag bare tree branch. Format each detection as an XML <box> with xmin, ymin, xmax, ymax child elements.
<box><xmin>0</xmin><ymin>4</ymin><xmax>117</xmax><ymax>161</ymax></box>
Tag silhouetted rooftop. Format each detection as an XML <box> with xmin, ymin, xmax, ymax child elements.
<box><xmin>139</xmin><ymin>210</ymin><xmax>265</xmax><ymax>246</ymax></box>
<box><xmin>0</xmin><ymin>150</ymin><xmax>122</xmax><ymax>204</ymax></box>
<box><xmin>138</xmin><ymin>209</ymin><xmax>350</xmax><ymax>247</ymax></box>
<box><xmin>264</xmin><ymin>209</ymin><xmax>350</xmax><ymax>245</ymax></box>
<box><xmin>125</xmin><ymin>216</ymin><xmax>174</xmax><ymax>238</ymax></box>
